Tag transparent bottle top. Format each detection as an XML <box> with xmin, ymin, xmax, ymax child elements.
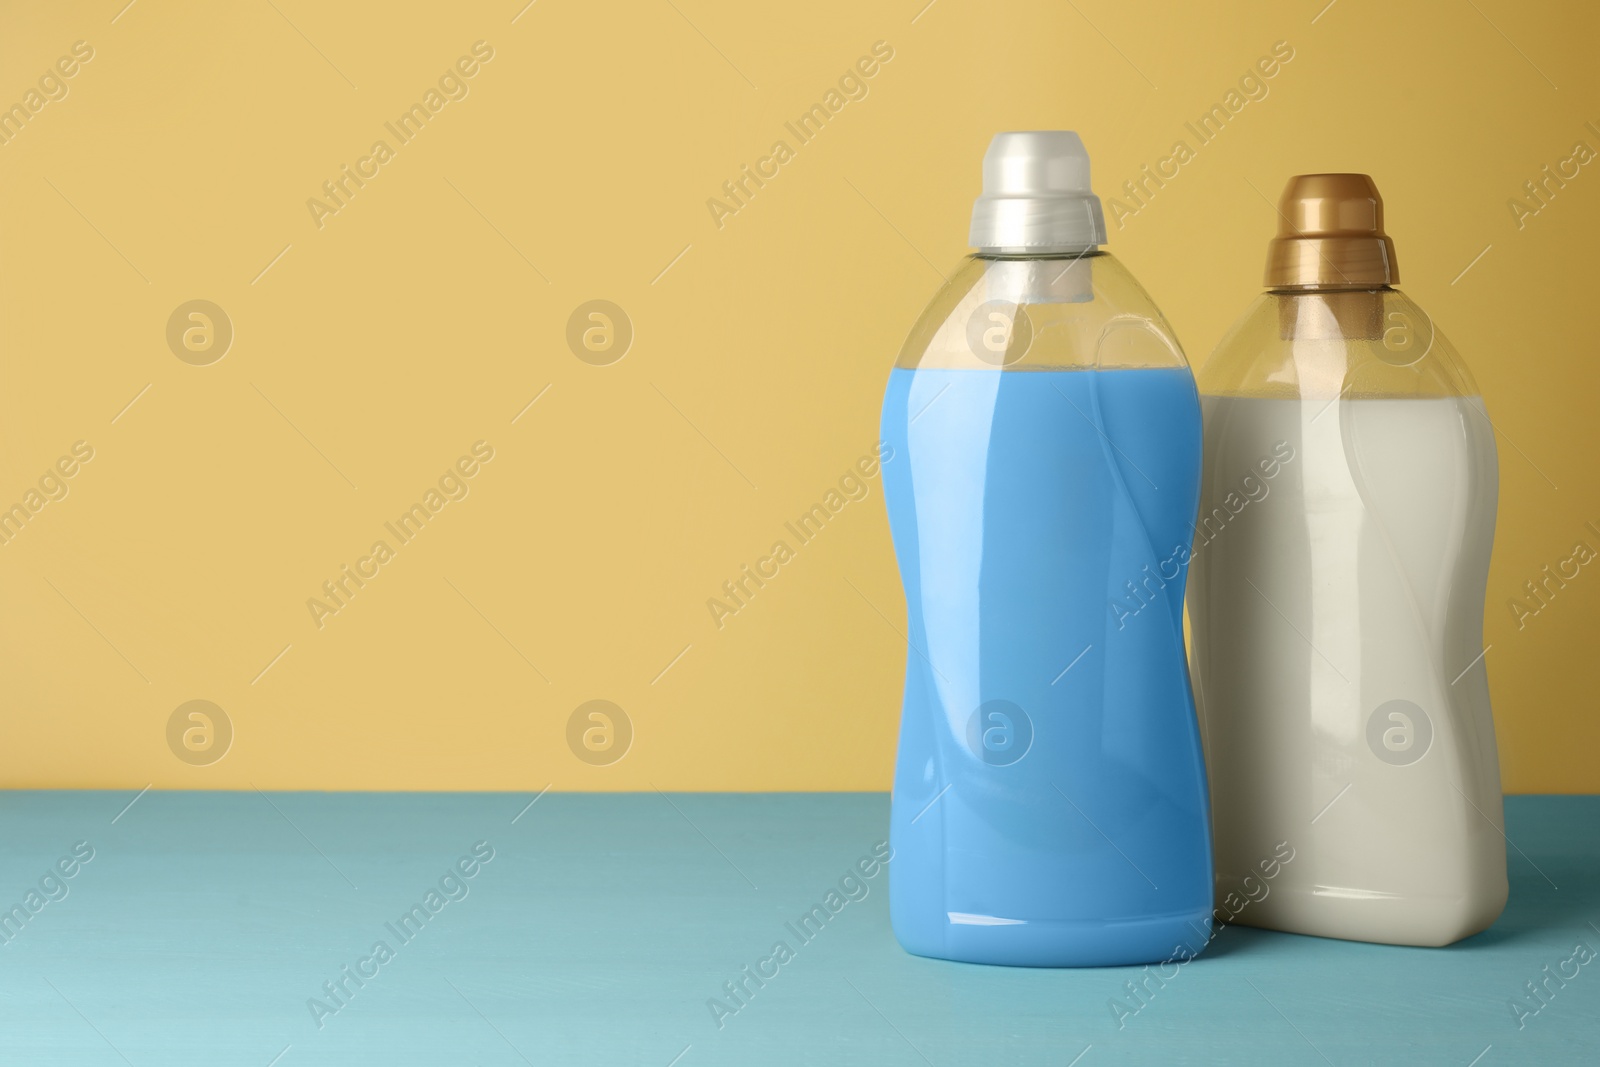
<box><xmin>1197</xmin><ymin>288</ymin><xmax>1481</xmax><ymax>401</ymax></box>
<box><xmin>894</xmin><ymin>253</ymin><xmax>1191</xmax><ymax>374</ymax></box>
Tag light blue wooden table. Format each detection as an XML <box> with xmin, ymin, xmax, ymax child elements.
<box><xmin>0</xmin><ymin>792</ymin><xmax>1593</xmax><ymax>1065</ymax></box>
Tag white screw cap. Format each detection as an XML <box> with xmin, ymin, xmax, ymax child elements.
<box><xmin>969</xmin><ymin>131</ymin><xmax>1107</xmax><ymax>254</ymax></box>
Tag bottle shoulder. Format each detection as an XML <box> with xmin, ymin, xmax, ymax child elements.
<box><xmin>1198</xmin><ymin>290</ymin><xmax>1482</xmax><ymax>401</ymax></box>
<box><xmin>893</xmin><ymin>252</ymin><xmax>1192</xmax><ymax>373</ymax></box>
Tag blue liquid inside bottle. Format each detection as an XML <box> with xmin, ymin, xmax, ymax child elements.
<box><xmin>882</xmin><ymin>365</ymin><xmax>1213</xmax><ymax>966</ymax></box>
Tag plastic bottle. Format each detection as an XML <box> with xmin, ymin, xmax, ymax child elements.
<box><xmin>1187</xmin><ymin>174</ymin><xmax>1507</xmax><ymax>946</ymax></box>
<box><xmin>882</xmin><ymin>131</ymin><xmax>1213</xmax><ymax>967</ymax></box>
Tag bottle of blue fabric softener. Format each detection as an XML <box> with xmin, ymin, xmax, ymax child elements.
<box><xmin>882</xmin><ymin>131</ymin><xmax>1212</xmax><ymax>967</ymax></box>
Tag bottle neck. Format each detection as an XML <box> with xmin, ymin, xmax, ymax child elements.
<box><xmin>974</xmin><ymin>248</ymin><xmax>1104</xmax><ymax>261</ymax></box>
<box><xmin>1267</xmin><ymin>284</ymin><xmax>1396</xmax><ymax>295</ymax></box>
<box><xmin>969</xmin><ymin>253</ymin><xmax>1101</xmax><ymax>305</ymax></box>
<box><xmin>1272</xmin><ymin>287</ymin><xmax>1394</xmax><ymax>342</ymax></box>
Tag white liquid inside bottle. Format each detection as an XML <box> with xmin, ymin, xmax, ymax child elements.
<box><xmin>1189</xmin><ymin>393</ymin><xmax>1506</xmax><ymax>945</ymax></box>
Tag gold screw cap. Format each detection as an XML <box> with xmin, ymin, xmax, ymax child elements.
<box><xmin>1264</xmin><ymin>173</ymin><xmax>1399</xmax><ymax>290</ymax></box>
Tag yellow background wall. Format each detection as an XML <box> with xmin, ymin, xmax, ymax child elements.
<box><xmin>1</xmin><ymin>1</ymin><xmax>1595</xmax><ymax>791</ymax></box>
